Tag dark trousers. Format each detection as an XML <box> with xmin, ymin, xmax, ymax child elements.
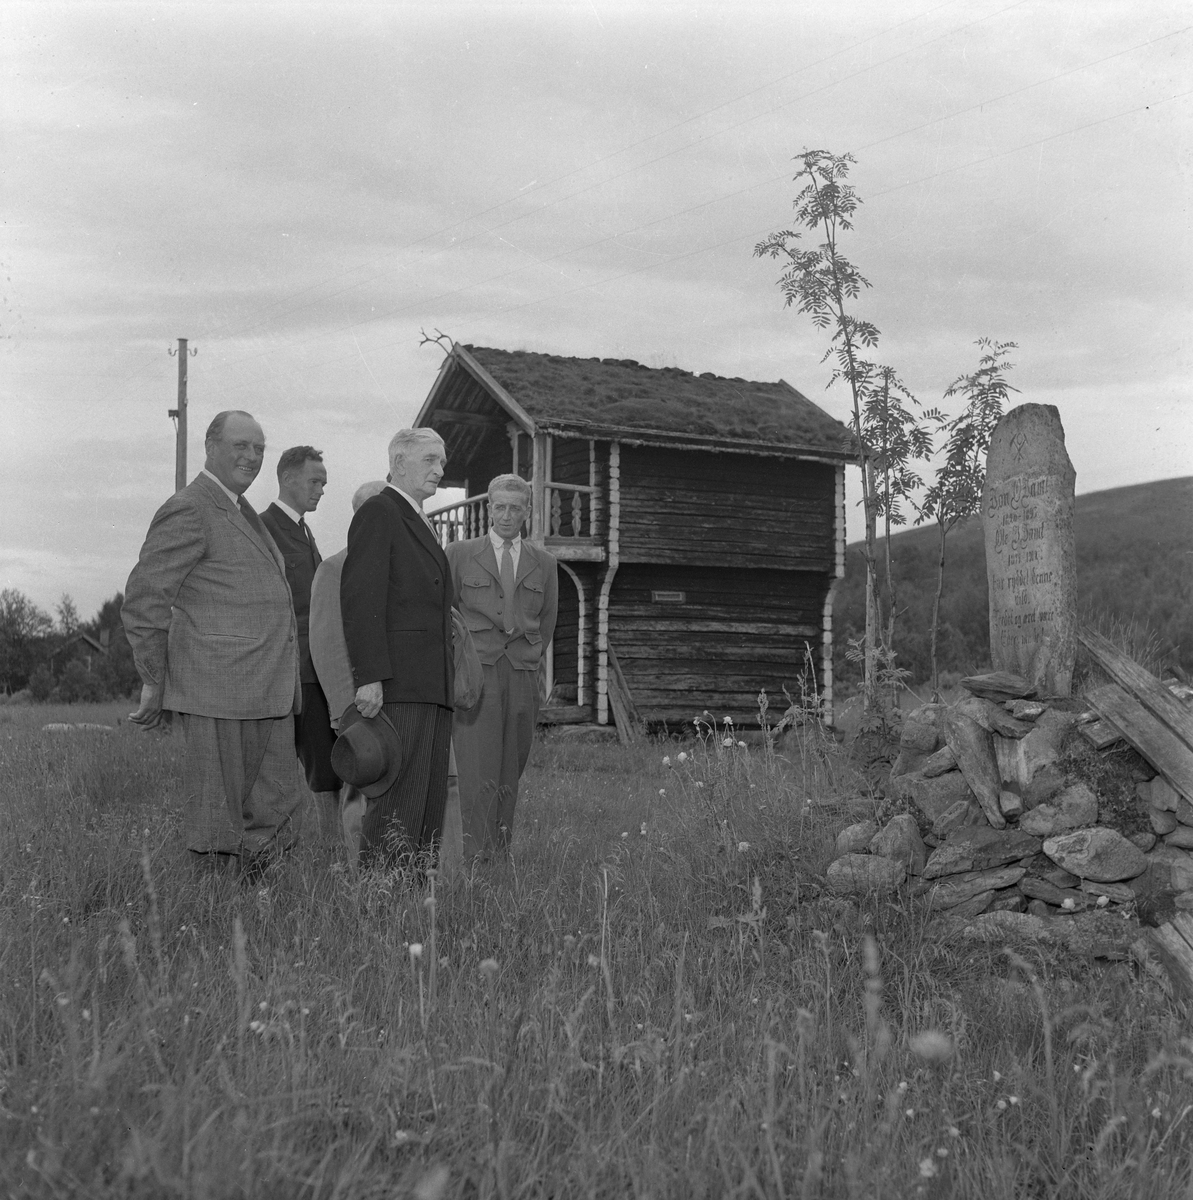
<box><xmin>360</xmin><ymin>702</ymin><xmax>452</xmax><ymax>867</ymax></box>
<box><xmin>295</xmin><ymin>679</ymin><xmax>339</xmax><ymax>792</ymax></box>
<box><xmin>453</xmin><ymin>658</ymin><xmax>540</xmax><ymax>857</ymax></box>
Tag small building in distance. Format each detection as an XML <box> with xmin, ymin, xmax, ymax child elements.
<box><xmin>417</xmin><ymin>343</ymin><xmax>854</xmax><ymax>731</ymax></box>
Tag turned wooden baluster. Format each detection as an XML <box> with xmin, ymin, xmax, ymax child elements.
<box><xmin>550</xmin><ymin>489</ymin><xmax>562</xmax><ymax>536</ymax></box>
<box><xmin>571</xmin><ymin>490</ymin><xmax>583</xmax><ymax>537</ymax></box>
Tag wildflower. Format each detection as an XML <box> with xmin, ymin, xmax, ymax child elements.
<box><xmin>677</xmin><ymin>751</ymin><xmax>688</xmax><ymax>763</ymax></box>
<box><xmin>587</xmin><ymin>954</ymin><xmax>600</xmax><ymax>968</ymax></box>
<box><xmin>409</xmin><ymin>943</ymin><xmax>423</xmax><ymax>961</ymax></box>
<box><xmin>896</xmin><ymin>1080</ymin><xmax>908</xmax><ymax>1092</ymax></box>
<box><xmin>259</xmin><ymin>1000</ymin><xmax>268</xmax><ymax>1011</ymax></box>
<box><xmin>621</xmin><ymin>831</ymin><xmax>628</xmax><ymax>839</ymax></box>
<box><xmin>1096</xmin><ymin>894</ymin><xmax>1109</xmax><ymax>908</ymax></box>
<box><xmin>905</xmin><ymin>1108</ymin><xmax>915</xmax><ymax>1118</ymax></box>
<box><xmin>737</xmin><ymin>841</ymin><xmax>750</xmax><ymax>853</ymax></box>
<box><xmin>936</xmin><ymin>1148</ymin><xmax>949</xmax><ymax>1158</ymax></box>
<box><xmin>640</xmin><ymin>823</ymin><xmax>647</xmax><ymax>836</ymax></box>
<box><xmin>479</xmin><ymin>958</ymin><xmax>499</xmax><ymax>977</ymax></box>
<box><xmin>993</xmin><ymin>1070</ymin><xmax>1003</xmax><ymax>1082</ymax></box>
<box><xmin>722</xmin><ymin>736</ymin><xmax>734</xmax><ymax>747</ymax></box>
<box><xmin>249</xmin><ymin>1020</ymin><xmax>264</xmax><ymax>1033</ymax></box>
<box><xmin>1062</xmin><ymin>897</ymin><xmax>1076</xmax><ymax>911</ymax></box>
<box><xmin>996</xmin><ymin>1099</ymin><xmax>1007</xmax><ymax>1111</ymax></box>
<box><xmin>738</xmin><ymin>740</ymin><xmax>747</xmax><ymax>749</ymax></box>
<box><xmin>81</xmin><ymin>1009</ymin><xmax>90</xmax><ymax>1021</ymax></box>
<box><xmin>662</xmin><ymin>756</ymin><xmax>671</xmax><ymax>767</ymax></box>
<box><xmin>947</xmin><ymin>1126</ymin><xmax>960</xmax><ymax>1138</ymax></box>
<box><xmin>724</xmin><ymin>716</ymin><xmax>734</xmax><ymax>725</ymax></box>
<box><xmin>1152</xmin><ymin>1107</ymin><xmax>1162</xmax><ymax>1118</ymax></box>
<box><xmin>301</xmin><ymin>1007</ymin><xmax>310</xmax><ymax>1015</ymax></box>
<box><xmin>1009</xmin><ymin>1095</ymin><xmax>1020</xmax><ymax>1105</ymax></box>
<box><xmin>563</xmin><ymin>935</ymin><xmax>576</xmax><ymax>951</ymax></box>
<box><xmin>659</xmin><ymin>789</ymin><xmax>666</xmax><ymax>797</ymax></box>
<box><xmin>918</xmin><ymin>1158</ymin><xmax>937</xmax><ymax>1178</ymax></box>
<box><xmin>909</xmin><ymin>1030</ymin><xmax>954</xmax><ymax>1063</ymax></box>
<box><xmin>695</xmin><ymin>781</ymin><xmax>704</xmax><ymax>789</ymax></box>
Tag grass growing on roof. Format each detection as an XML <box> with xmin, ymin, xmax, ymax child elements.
<box><xmin>464</xmin><ymin>345</ymin><xmax>855</xmax><ymax>451</ymax></box>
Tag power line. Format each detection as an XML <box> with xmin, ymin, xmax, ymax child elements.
<box><xmin>203</xmin><ymin>81</ymin><xmax>1193</xmax><ymax>396</ymax></box>
<box><xmin>192</xmin><ymin>0</ymin><xmax>971</xmax><ymax>348</ymax></box>
<box><xmin>197</xmin><ymin>0</ymin><xmax>1031</xmax><ymax>356</ymax></box>
<box><xmin>200</xmin><ymin>26</ymin><xmax>1188</xmax><ymax>382</ymax></box>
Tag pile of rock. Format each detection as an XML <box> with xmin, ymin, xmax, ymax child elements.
<box><xmin>826</xmin><ymin>672</ymin><xmax>1193</xmax><ymax>922</ymax></box>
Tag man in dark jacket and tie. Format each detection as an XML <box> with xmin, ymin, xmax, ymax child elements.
<box><xmin>260</xmin><ymin>446</ymin><xmax>340</xmax><ymax>836</ymax></box>
<box><xmin>341</xmin><ymin>428</ymin><xmax>454</xmax><ymax>867</ymax></box>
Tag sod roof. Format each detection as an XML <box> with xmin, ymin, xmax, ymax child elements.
<box><xmin>461</xmin><ymin>345</ymin><xmax>855</xmax><ymax>458</ymax></box>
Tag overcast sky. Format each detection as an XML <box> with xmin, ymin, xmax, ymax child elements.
<box><xmin>5</xmin><ymin>0</ymin><xmax>1191</xmax><ymax>622</ymax></box>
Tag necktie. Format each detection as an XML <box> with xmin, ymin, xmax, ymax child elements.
<box><xmin>237</xmin><ymin>496</ymin><xmax>267</xmax><ymax>541</ymax></box>
<box><xmin>299</xmin><ymin>516</ymin><xmax>320</xmax><ymax>564</ymax></box>
<box><xmin>500</xmin><ymin>539</ymin><xmax>516</xmax><ymax>634</ymax></box>
<box><xmin>298</xmin><ymin>516</ymin><xmax>310</xmax><ymax>545</ymax></box>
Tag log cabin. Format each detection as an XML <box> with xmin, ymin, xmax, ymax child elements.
<box><xmin>417</xmin><ymin>343</ymin><xmax>854</xmax><ymax>731</ymax></box>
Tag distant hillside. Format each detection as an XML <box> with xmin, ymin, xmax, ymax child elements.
<box><xmin>833</xmin><ymin>476</ymin><xmax>1193</xmax><ymax>686</ymax></box>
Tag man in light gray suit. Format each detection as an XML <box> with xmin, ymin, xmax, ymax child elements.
<box><xmin>122</xmin><ymin>410</ymin><xmax>303</xmax><ymax>877</ymax></box>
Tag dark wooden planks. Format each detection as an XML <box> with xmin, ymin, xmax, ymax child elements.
<box><xmin>617</xmin><ymin>445</ymin><xmax>835</xmax><ymax>571</ymax></box>
<box><xmin>1079</xmin><ymin>629</ymin><xmax>1193</xmax><ymax>753</ymax></box>
<box><xmin>1088</xmin><ymin>683</ymin><xmax>1193</xmax><ymax>802</ymax></box>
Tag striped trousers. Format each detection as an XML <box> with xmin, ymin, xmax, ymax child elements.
<box><xmin>360</xmin><ymin>702</ymin><xmax>452</xmax><ymax>867</ymax></box>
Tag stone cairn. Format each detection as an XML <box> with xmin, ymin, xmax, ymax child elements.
<box><xmin>826</xmin><ymin>404</ymin><xmax>1191</xmax><ymax>927</ymax></box>
<box><xmin>826</xmin><ymin>672</ymin><xmax>1190</xmax><ymax>923</ymax></box>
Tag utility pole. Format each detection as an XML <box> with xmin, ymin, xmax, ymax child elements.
<box><xmin>167</xmin><ymin>338</ymin><xmax>197</xmax><ymax>492</ymax></box>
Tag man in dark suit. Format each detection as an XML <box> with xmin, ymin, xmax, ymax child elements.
<box><xmin>122</xmin><ymin>410</ymin><xmax>303</xmax><ymax>877</ymax></box>
<box><xmin>260</xmin><ymin>445</ymin><xmax>339</xmax><ymax>837</ymax></box>
<box><xmin>340</xmin><ymin>429</ymin><xmax>454</xmax><ymax>867</ymax></box>
<box><xmin>448</xmin><ymin>474</ymin><xmax>558</xmax><ymax>858</ymax></box>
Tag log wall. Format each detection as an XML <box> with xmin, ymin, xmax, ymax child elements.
<box><xmin>606</xmin><ymin>563</ymin><xmax>829</xmax><ymax>725</ymax></box>
<box><xmin>617</xmin><ymin>446</ymin><xmax>836</xmax><ymax>572</ymax></box>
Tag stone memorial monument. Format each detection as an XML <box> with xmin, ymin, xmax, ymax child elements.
<box><xmin>981</xmin><ymin>404</ymin><xmax>1077</xmax><ymax>697</ymax></box>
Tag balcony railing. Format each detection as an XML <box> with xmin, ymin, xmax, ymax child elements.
<box><xmin>428</xmin><ymin>494</ymin><xmax>490</xmax><ymax>545</ymax></box>
<box><xmin>427</xmin><ymin>480</ymin><xmax>599</xmax><ymax>547</ymax></box>
<box><xmin>545</xmin><ymin>481</ymin><xmax>597</xmax><ymax>541</ymax></box>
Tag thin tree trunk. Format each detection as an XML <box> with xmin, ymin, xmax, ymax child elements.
<box><xmin>930</xmin><ymin>517</ymin><xmax>948</xmax><ymax>701</ymax></box>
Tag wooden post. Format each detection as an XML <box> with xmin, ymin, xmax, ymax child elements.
<box><xmin>597</xmin><ymin>441</ymin><xmax>620</xmax><ymax>725</ymax></box>
<box><xmin>531</xmin><ymin>433</ymin><xmax>548</xmax><ymax>545</ymax></box>
<box><xmin>168</xmin><ymin>337</ymin><xmax>191</xmax><ymax>493</ymax></box>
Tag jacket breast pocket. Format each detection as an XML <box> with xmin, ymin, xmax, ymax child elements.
<box><xmin>521</xmin><ymin>578</ymin><xmax>545</xmax><ymax>617</ymax></box>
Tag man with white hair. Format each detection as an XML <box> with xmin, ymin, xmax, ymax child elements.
<box><xmin>340</xmin><ymin>429</ymin><xmax>454</xmax><ymax>867</ymax></box>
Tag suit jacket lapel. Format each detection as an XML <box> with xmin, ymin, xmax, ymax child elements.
<box><xmin>514</xmin><ymin>540</ymin><xmax>538</xmax><ymax>585</ymax></box>
<box><xmin>389</xmin><ymin>491</ymin><xmax>446</xmax><ymax>567</ymax></box>
<box><xmin>476</xmin><ymin>539</ymin><xmax>501</xmax><ymax>583</ymax></box>
<box><xmin>196</xmin><ymin>474</ymin><xmax>285</xmax><ymax>572</ymax></box>
<box><xmin>268</xmin><ymin>502</ymin><xmax>322</xmax><ymax>566</ymax></box>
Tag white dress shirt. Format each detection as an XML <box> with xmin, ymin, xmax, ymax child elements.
<box><xmin>489</xmin><ymin>527</ymin><xmax>522</xmax><ymax>572</ymax></box>
<box><xmin>201</xmin><ymin>468</ymin><xmax>241</xmax><ymax>506</ymax></box>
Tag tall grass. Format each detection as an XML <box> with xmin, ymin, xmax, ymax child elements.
<box><xmin>2</xmin><ymin>702</ymin><xmax>1192</xmax><ymax>1197</ymax></box>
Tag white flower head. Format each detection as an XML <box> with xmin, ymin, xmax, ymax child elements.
<box><xmin>479</xmin><ymin>957</ymin><xmax>499</xmax><ymax>977</ymax></box>
<box><xmin>1062</xmin><ymin>897</ymin><xmax>1076</xmax><ymax>911</ymax></box>
<box><xmin>722</xmin><ymin>736</ymin><xmax>734</xmax><ymax>747</ymax></box>
<box><xmin>662</xmin><ymin>756</ymin><xmax>671</xmax><ymax>767</ymax></box>
<box><xmin>1096</xmin><ymin>894</ymin><xmax>1109</xmax><ymax>907</ymax></box>
<box><xmin>737</xmin><ymin>841</ymin><xmax>750</xmax><ymax>853</ymax></box>
<box><xmin>918</xmin><ymin>1159</ymin><xmax>937</xmax><ymax>1179</ymax></box>
<box><xmin>408</xmin><ymin>942</ymin><xmax>423</xmax><ymax>961</ymax></box>
<box><xmin>677</xmin><ymin>751</ymin><xmax>688</xmax><ymax>763</ymax></box>
<box><xmin>737</xmin><ymin>741</ymin><xmax>747</xmax><ymax>748</ymax></box>
<box><xmin>659</xmin><ymin>788</ymin><xmax>666</xmax><ymax>797</ymax></box>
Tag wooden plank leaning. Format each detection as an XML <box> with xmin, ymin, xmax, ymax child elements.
<box><xmin>1148</xmin><ymin>914</ymin><xmax>1193</xmax><ymax>1003</ymax></box>
<box><xmin>605</xmin><ymin>643</ymin><xmax>641</xmax><ymax>745</ymax></box>
<box><xmin>1087</xmin><ymin>683</ymin><xmax>1193</xmax><ymax>804</ymax></box>
<box><xmin>1079</xmin><ymin>628</ymin><xmax>1193</xmax><ymax>755</ymax></box>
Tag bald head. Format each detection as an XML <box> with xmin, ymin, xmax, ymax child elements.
<box><xmin>351</xmin><ymin>480</ymin><xmax>388</xmax><ymax>511</ymax></box>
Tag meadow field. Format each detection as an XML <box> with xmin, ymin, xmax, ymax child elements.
<box><xmin>3</xmin><ymin>701</ymin><xmax>1193</xmax><ymax>1199</ymax></box>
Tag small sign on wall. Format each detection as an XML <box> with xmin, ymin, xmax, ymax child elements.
<box><xmin>651</xmin><ymin>590</ymin><xmax>686</xmax><ymax>603</ymax></box>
